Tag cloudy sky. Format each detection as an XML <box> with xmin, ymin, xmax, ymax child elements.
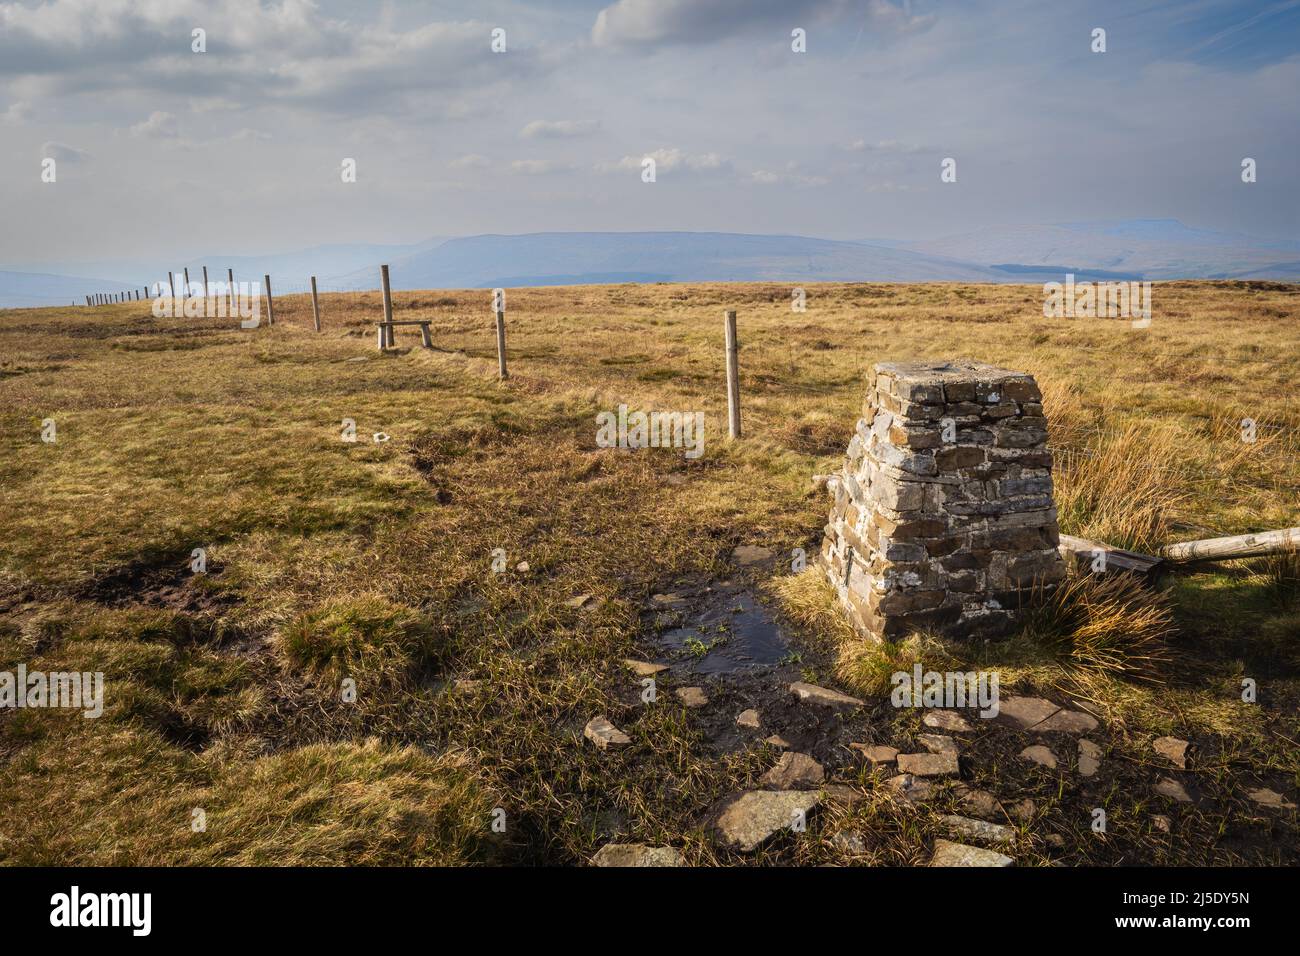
<box><xmin>2</xmin><ymin>0</ymin><xmax>1297</xmax><ymax>265</ymax></box>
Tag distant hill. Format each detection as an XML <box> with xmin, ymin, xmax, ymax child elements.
<box><xmin>0</xmin><ymin>271</ymin><xmax>140</xmax><ymax>310</ymax></box>
<box><xmin>329</xmin><ymin>232</ymin><xmax>1005</xmax><ymax>290</ymax></box>
<box><xmin>902</xmin><ymin>220</ymin><xmax>1300</xmax><ymax>280</ymax></box>
<box><xmin>4</xmin><ymin>222</ymin><xmax>1295</xmax><ymax>308</ymax></box>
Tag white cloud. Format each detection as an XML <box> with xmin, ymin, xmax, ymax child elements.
<box><xmin>596</xmin><ymin>147</ymin><xmax>731</xmax><ymax>175</ymax></box>
<box><xmin>1</xmin><ymin>100</ymin><xmax>31</xmax><ymax>124</ymax></box>
<box><xmin>129</xmin><ymin>111</ymin><xmax>177</xmax><ymax>138</ymax></box>
<box><xmin>519</xmin><ymin>119</ymin><xmax>601</xmax><ymax>139</ymax></box>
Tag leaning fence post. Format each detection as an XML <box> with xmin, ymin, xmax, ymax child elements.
<box><xmin>380</xmin><ymin>264</ymin><xmax>394</xmax><ymax>347</ymax></box>
<box><xmin>182</xmin><ymin>268</ymin><xmax>190</xmax><ymax>301</ymax></box>
<box><xmin>724</xmin><ymin>309</ymin><xmax>741</xmax><ymax>440</ymax></box>
<box><xmin>310</xmin><ymin>276</ymin><xmax>322</xmax><ymax>332</ymax></box>
<box><xmin>202</xmin><ymin>266</ymin><xmax>209</xmax><ymax>300</ymax></box>
<box><xmin>227</xmin><ymin>269</ymin><xmax>235</xmax><ymax>313</ymax></box>
<box><xmin>495</xmin><ymin>296</ymin><xmax>508</xmax><ymax>380</ymax></box>
<box><xmin>263</xmin><ymin>275</ymin><xmax>275</xmax><ymax>326</ymax></box>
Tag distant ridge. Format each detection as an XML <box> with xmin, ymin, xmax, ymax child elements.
<box><xmin>3</xmin><ymin>221</ymin><xmax>1295</xmax><ymax>308</ymax></box>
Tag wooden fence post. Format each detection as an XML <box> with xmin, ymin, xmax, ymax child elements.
<box><xmin>228</xmin><ymin>269</ymin><xmax>235</xmax><ymax>313</ymax></box>
<box><xmin>168</xmin><ymin>272</ymin><xmax>175</xmax><ymax>301</ymax></box>
<box><xmin>724</xmin><ymin>310</ymin><xmax>741</xmax><ymax>440</ymax></box>
<box><xmin>380</xmin><ymin>264</ymin><xmax>394</xmax><ymax>347</ymax></box>
<box><xmin>310</xmin><ymin>276</ymin><xmax>322</xmax><ymax>332</ymax></box>
<box><xmin>495</xmin><ymin>308</ymin><xmax>508</xmax><ymax>379</ymax></box>
<box><xmin>182</xmin><ymin>268</ymin><xmax>190</xmax><ymax>301</ymax></box>
<box><xmin>263</xmin><ymin>275</ymin><xmax>274</xmax><ymax>326</ymax></box>
<box><xmin>202</xmin><ymin>266</ymin><xmax>209</xmax><ymax>300</ymax></box>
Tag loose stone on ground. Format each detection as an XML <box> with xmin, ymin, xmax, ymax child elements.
<box><xmin>852</xmin><ymin>743</ymin><xmax>899</xmax><ymax>769</ymax></box>
<box><xmin>712</xmin><ymin>790</ymin><xmax>821</xmax><ymax>852</ymax></box>
<box><xmin>760</xmin><ymin>752</ymin><xmax>825</xmax><ymax>790</ymax></box>
<box><xmin>918</xmin><ymin>734</ymin><xmax>960</xmax><ymax>756</ymax></box>
<box><xmin>736</xmin><ymin>708</ymin><xmax>761</xmax><ymax>729</ymax></box>
<box><xmin>1019</xmin><ymin>744</ymin><xmax>1058</xmax><ymax>769</ymax></box>
<box><xmin>1246</xmin><ymin>788</ymin><xmax>1296</xmax><ymax>809</ymax></box>
<box><xmin>622</xmin><ymin>659</ymin><xmax>667</xmax><ymax>677</ymax></box>
<box><xmin>590</xmin><ymin>844</ymin><xmax>685</xmax><ymax>867</ymax></box>
<box><xmin>788</xmin><ymin>681</ymin><xmax>864</xmax><ymax>712</ymax></box>
<box><xmin>930</xmin><ymin>839</ymin><xmax>1013</xmax><ymax>867</ymax></box>
<box><xmin>675</xmin><ymin>686</ymin><xmax>708</xmax><ymax>708</ymax></box>
<box><xmin>1154</xmin><ymin>777</ymin><xmax>1193</xmax><ymax>803</ymax></box>
<box><xmin>1153</xmin><ymin>736</ymin><xmax>1190</xmax><ymax>769</ymax></box>
<box><xmin>939</xmin><ymin>814</ymin><xmax>1015</xmax><ymax>845</ymax></box>
<box><xmin>923</xmin><ymin>710</ymin><xmax>973</xmax><ymax>732</ymax></box>
<box><xmin>1077</xmin><ymin>739</ymin><xmax>1102</xmax><ymax>777</ymax></box>
<box><xmin>584</xmin><ymin>715</ymin><xmax>631</xmax><ymax>750</ymax></box>
<box><xmin>897</xmin><ymin>752</ymin><xmax>959</xmax><ymax>778</ymax></box>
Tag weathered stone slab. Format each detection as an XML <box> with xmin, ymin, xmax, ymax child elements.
<box><xmin>712</xmin><ymin>790</ymin><xmax>821</xmax><ymax>851</ymax></box>
<box><xmin>789</xmin><ymin>681</ymin><xmax>863</xmax><ymax>711</ymax></box>
<box><xmin>897</xmin><ymin>752</ymin><xmax>959</xmax><ymax>778</ymax></box>
<box><xmin>1154</xmin><ymin>777</ymin><xmax>1193</xmax><ymax>803</ymax></box>
<box><xmin>1035</xmin><ymin>708</ymin><xmax>1099</xmax><ymax>733</ymax></box>
<box><xmin>1020</xmin><ymin>744</ymin><xmax>1058</xmax><ymax>769</ymax></box>
<box><xmin>584</xmin><ymin>716</ymin><xmax>631</xmax><ymax>750</ymax></box>
<box><xmin>1246</xmin><ymin>788</ymin><xmax>1295</xmax><ymax>809</ymax></box>
<box><xmin>675</xmin><ymin>686</ymin><xmax>708</xmax><ymax>708</ymax></box>
<box><xmin>923</xmin><ymin>710</ymin><xmax>974</xmax><ymax>732</ymax></box>
<box><xmin>852</xmin><ymin>743</ymin><xmax>899</xmax><ymax>768</ymax></box>
<box><xmin>939</xmin><ymin>814</ymin><xmax>1015</xmax><ymax>845</ymax></box>
<box><xmin>930</xmin><ymin>839</ymin><xmax>1013</xmax><ymax>867</ymax></box>
<box><xmin>736</xmin><ymin>708</ymin><xmax>760</xmax><ymax>729</ymax></box>
<box><xmin>1077</xmin><ymin>739</ymin><xmax>1102</xmax><ymax>777</ymax></box>
<box><xmin>760</xmin><ymin>752</ymin><xmax>825</xmax><ymax>790</ymax></box>
<box><xmin>590</xmin><ymin>844</ymin><xmax>686</xmax><ymax>867</ymax></box>
<box><xmin>622</xmin><ymin>659</ymin><xmax>667</xmax><ymax>677</ymax></box>
<box><xmin>995</xmin><ymin>696</ymin><xmax>1061</xmax><ymax>730</ymax></box>
<box><xmin>1153</xmin><ymin>736</ymin><xmax>1189</xmax><ymax>769</ymax></box>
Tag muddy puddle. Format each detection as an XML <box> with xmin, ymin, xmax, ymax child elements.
<box><xmin>648</xmin><ymin>582</ymin><xmax>790</xmax><ymax>675</ymax></box>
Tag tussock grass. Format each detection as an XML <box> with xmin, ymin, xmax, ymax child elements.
<box><xmin>1020</xmin><ymin>571</ymin><xmax>1176</xmax><ymax>692</ymax></box>
<box><xmin>278</xmin><ymin>595</ymin><xmax>451</xmax><ymax>686</ymax></box>
<box><xmin>1053</xmin><ymin>423</ymin><xmax>1190</xmax><ymax>553</ymax></box>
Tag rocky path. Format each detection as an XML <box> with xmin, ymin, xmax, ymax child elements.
<box><xmin>582</xmin><ymin>547</ymin><xmax>1298</xmax><ymax>867</ymax></box>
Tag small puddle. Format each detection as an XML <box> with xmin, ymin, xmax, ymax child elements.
<box><xmin>654</xmin><ymin>586</ymin><xmax>790</xmax><ymax>675</ymax></box>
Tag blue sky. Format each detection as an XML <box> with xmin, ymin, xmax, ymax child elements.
<box><xmin>1</xmin><ymin>0</ymin><xmax>1296</xmax><ymax>265</ymax></box>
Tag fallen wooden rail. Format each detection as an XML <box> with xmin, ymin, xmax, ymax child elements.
<box><xmin>1161</xmin><ymin>527</ymin><xmax>1300</xmax><ymax>564</ymax></box>
<box><xmin>1058</xmin><ymin>534</ymin><xmax>1164</xmax><ymax>575</ymax></box>
<box><xmin>1059</xmin><ymin>526</ymin><xmax>1300</xmax><ymax>577</ymax></box>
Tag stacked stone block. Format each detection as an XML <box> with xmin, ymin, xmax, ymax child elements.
<box><xmin>820</xmin><ymin>360</ymin><xmax>1066</xmax><ymax>642</ymax></box>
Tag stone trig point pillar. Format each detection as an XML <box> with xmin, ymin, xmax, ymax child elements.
<box><xmin>820</xmin><ymin>360</ymin><xmax>1066</xmax><ymax>642</ymax></box>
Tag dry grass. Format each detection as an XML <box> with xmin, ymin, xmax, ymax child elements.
<box><xmin>1</xmin><ymin>279</ymin><xmax>1297</xmax><ymax>865</ymax></box>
